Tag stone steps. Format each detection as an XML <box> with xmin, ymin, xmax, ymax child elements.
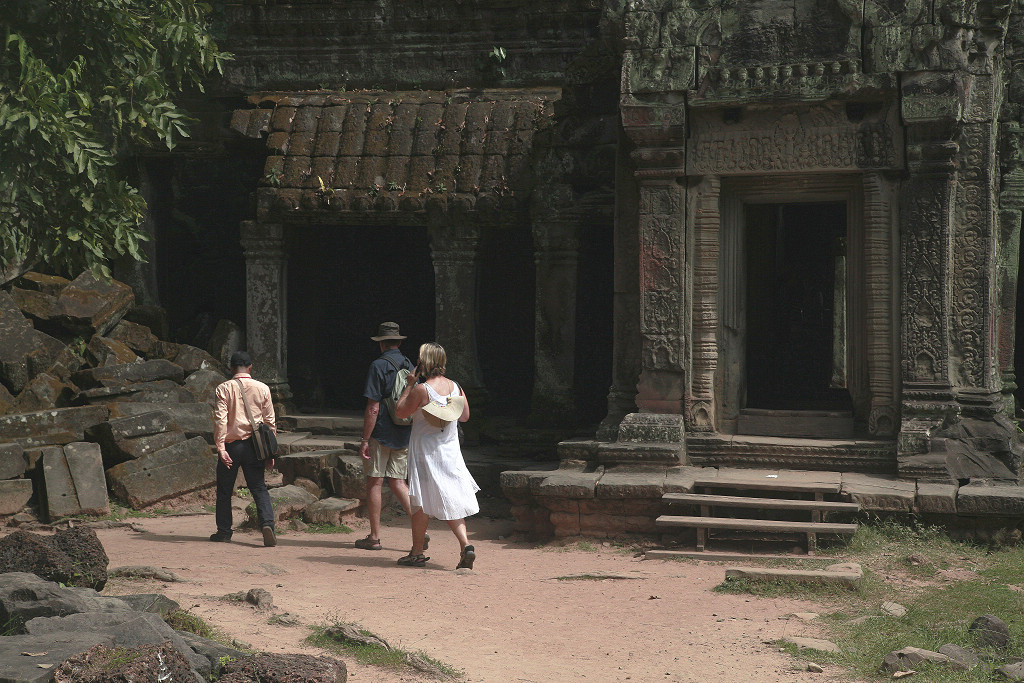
<box><xmin>664</xmin><ymin>492</ymin><xmax>860</xmax><ymax>513</ymax></box>
<box><xmin>658</xmin><ymin>472</ymin><xmax>860</xmax><ymax>554</ymax></box>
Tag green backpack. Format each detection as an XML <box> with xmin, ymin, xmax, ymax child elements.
<box><xmin>381</xmin><ymin>355</ymin><xmax>413</xmax><ymax>426</ymax></box>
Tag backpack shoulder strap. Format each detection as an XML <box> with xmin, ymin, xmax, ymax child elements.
<box><xmin>234</xmin><ymin>378</ymin><xmax>260</xmax><ymax>430</ymax></box>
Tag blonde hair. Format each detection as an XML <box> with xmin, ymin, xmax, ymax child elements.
<box><xmin>417</xmin><ymin>342</ymin><xmax>447</xmax><ymax>378</ymax></box>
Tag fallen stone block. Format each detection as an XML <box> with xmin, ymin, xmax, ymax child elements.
<box><xmin>10</xmin><ymin>286</ymin><xmax>57</xmax><ymax>327</ymax></box>
<box><xmin>997</xmin><ymin>661</ymin><xmax>1024</xmax><ymax>680</ymax></box>
<box><xmin>207</xmin><ymin>318</ymin><xmax>244</xmax><ymax>370</ymax></box>
<box><xmin>54</xmin><ymin>641</ymin><xmax>202</xmax><ymax>683</ymax></box>
<box><xmin>0</xmin><ymin>479</ymin><xmax>33</xmax><ymax>515</ymax></box>
<box><xmin>218</xmin><ymin>652</ymin><xmax>347</xmax><ymax>683</ymax></box>
<box><xmin>970</xmin><ymin>614</ymin><xmax>1010</xmax><ymax>648</ymax></box>
<box><xmin>115</xmin><ymin>593</ymin><xmax>181</xmax><ymax>616</ymax></box>
<box><xmin>331</xmin><ymin>454</ymin><xmax>366</xmax><ymax>498</ymax></box>
<box><xmin>0</xmin><ymin>632</ymin><xmax>115</xmax><ymax>683</ymax></box>
<box><xmin>177</xmin><ymin>631</ymin><xmax>248</xmax><ymax>678</ymax></box>
<box><xmin>304</xmin><ymin>497</ymin><xmax>360</xmax><ymax>526</ymax></box>
<box><xmin>108</xmin><ymin>319</ymin><xmax>160</xmax><ymax>357</ymax></box>
<box><xmin>89</xmin><ymin>409</ymin><xmax>179</xmax><ymax>443</ymax></box>
<box><xmin>51</xmin><ymin>271</ymin><xmax>134</xmax><ymax>338</ymax></box>
<box><xmin>882</xmin><ymin>646</ymin><xmax>956</xmax><ymax>671</ymax></box>
<box><xmin>14</xmin><ymin>271</ymin><xmax>70</xmax><ymax>296</ymax></box>
<box><xmin>257</xmin><ymin>484</ymin><xmax>318</xmax><ymax>524</ymax></box>
<box><xmin>915</xmin><ymin>482</ymin><xmax>958</xmax><ymax>514</ymax></box>
<box><xmin>0</xmin><ymin>381</ymin><xmax>14</xmax><ymax>415</ymax></box>
<box><xmin>175</xmin><ymin>344</ymin><xmax>227</xmax><ymax>375</ymax></box>
<box><xmin>101</xmin><ymin>430</ymin><xmax>188</xmax><ymax>467</ymax></box>
<box><xmin>0</xmin><ymin>305</ymin><xmax>66</xmax><ymax>395</ymax></box>
<box><xmin>79</xmin><ymin>379</ymin><xmax>191</xmax><ymax>404</ymax></box>
<box><xmin>937</xmin><ymin>643</ymin><xmax>979</xmax><ymax>669</ymax></box>
<box><xmin>72</xmin><ymin>358</ymin><xmax>185</xmax><ymax>389</ymax></box>
<box><xmin>0</xmin><ymin>404</ymin><xmax>109</xmax><ymax>448</ymax></box>
<box><xmin>12</xmin><ymin>371</ymin><xmax>77</xmax><ymax>413</ymax></box>
<box><xmin>0</xmin><ymin>527</ymin><xmax>109</xmax><ymax>590</ymax></box>
<box><xmin>29</xmin><ymin>611</ymin><xmax>210</xmax><ymax>677</ymax></box>
<box><xmin>44</xmin><ymin>345</ymin><xmax>86</xmax><ymax>383</ymax></box>
<box><xmin>184</xmin><ymin>367</ymin><xmax>227</xmax><ymax>406</ymax></box>
<box><xmin>43</xmin><ymin>442</ymin><xmax>109</xmax><ymax>520</ymax></box>
<box><xmin>724</xmin><ymin>564</ymin><xmax>863</xmax><ymax>589</ymax></box>
<box><xmin>0</xmin><ymin>441</ymin><xmax>26</xmax><ymax>478</ymax></box>
<box><xmin>106</xmin><ymin>436</ymin><xmax>215</xmax><ymax>508</ymax></box>
<box><xmin>85</xmin><ymin>335</ymin><xmax>140</xmax><ymax>366</ymax></box>
<box><xmin>278</xmin><ymin>449</ymin><xmax>345</xmax><ymax>487</ymax></box>
<box><xmin>0</xmin><ymin>572</ymin><xmax>128</xmax><ymax>629</ymax></box>
<box><xmin>123</xmin><ymin>305</ymin><xmax>169</xmax><ymax>340</ymax></box>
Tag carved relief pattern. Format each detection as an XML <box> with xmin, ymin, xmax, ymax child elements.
<box><xmin>687</xmin><ymin>175</ymin><xmax>719</xmax><ymax>432</ymax></box>
<box><xmin>863</xmin><ymin>173</ymin><xmax>897</xmax><ymax>436</ymax></box>
<box><xmin>687</xmin><ymin>107</ymin><xmax>900</xmax><ymax>175</ymax></box>
<box><xmin>902</xmin><ymin>180</ymin><xmax>951</xmax><ymax>384</ymax></box>
<box><xmin>639</xmin><ymin>182</ymin><xmax>686</xmax><ymax>373</ymax></box>
<box><xmin>952</xmin><ymin>123</ymin><xmax>996</xmax><ymax>388</ymax></box>
<box><xmin>695</xmin><ymin>60</ymin><xmax>868</xmax><ymax>102</ymax></box>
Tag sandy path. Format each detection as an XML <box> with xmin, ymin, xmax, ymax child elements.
<box><xmin>92</xmin><ymin>513</ymin><xmax>850</xmax><ymax>683</ymax></box>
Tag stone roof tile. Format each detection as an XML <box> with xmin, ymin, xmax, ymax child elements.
<box><xmin>242</xmin><ymin>89</ymin><xmax>556</xmax><ymax>214</ymax></box>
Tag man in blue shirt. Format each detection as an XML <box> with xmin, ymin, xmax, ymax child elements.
<box><xmin>355</xmin><ymin>322</ymin><xmax>415</xmax><ymax>550</ymax></box>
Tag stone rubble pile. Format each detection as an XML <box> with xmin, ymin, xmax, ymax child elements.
<box><xmin>0</xmin><ymin>528</ymin><xmax>348</xmax><ymax>683</ymax></box>
<box><xmin>0</xmin><ymin>271</ymin><xmax>240</xmax><ymax>521</ymax></box>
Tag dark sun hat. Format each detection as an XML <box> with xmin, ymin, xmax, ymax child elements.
<box><xmin>371</xmin><ymin>321</ymin><xmax>407</xmax><ymax>341</ymax></box>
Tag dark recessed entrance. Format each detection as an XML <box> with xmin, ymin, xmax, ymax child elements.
<box><xmin>286</xmin><ymin>226</ymin><xmax>435</xmax><ymax>412</ymax></box>
<box><xmin>744</xmin><ymin>202</ymin><xmax>851</xmax><ymax>411</ymax></box>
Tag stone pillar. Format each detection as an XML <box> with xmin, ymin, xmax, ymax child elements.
<box><xmin>529</xmin><ymin>216</ymin><xmax>579</xmax><ymax>425</ymax></box>
<box><xmin>996</xmin><ymin>124</ymin><xmax>1024</xmax><ymax>415</ymax></box>
<box><xmin>609</xmin><ymin>100</ymin><xmax>689</xmax><ymax>461</ymax></box>
<box><xmin>632</xmin><ymin>148</ymin><xmax>688</xmax><ymax>415</ymax></box>
<box><xmin>240</xmin><ymin>220</ymin><xmax>292</xmax><ymax>410</ymax></box>
<box><xmin>429</xmin><ymin>225</ymin><xmax>487</xmax><ymax>403</ymax></box>
<box><xmin>597</xmin><ymin>128</ymin><xmax>642</xmax><ymax>441</ymax></box>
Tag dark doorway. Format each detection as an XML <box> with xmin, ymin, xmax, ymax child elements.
<box><xmin>744</xmin><ymin>202</ymin><xmax>851</xmax><ymax>411</ymax></box>
<box><xmin>286</xmin><ymin>226</ymin><xmax>435</xmax><ymax>412</ymax></box>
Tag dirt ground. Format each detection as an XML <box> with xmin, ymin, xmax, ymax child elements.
<box><xmin>85</xmin><ymin>505</ymin><xmax>856</xmax><ymax>683</ymax></box>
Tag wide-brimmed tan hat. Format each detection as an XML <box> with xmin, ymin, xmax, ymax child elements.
<box><xmin>370</xmin><ymin>321</ymin><xmax>407</xmax><ymax>341</ymax></box>
<box><xmin>422</xmin><ymin>395</ymin><xmax>466</xmax><ymax>427</ymax></box>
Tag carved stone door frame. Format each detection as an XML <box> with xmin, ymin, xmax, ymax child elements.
<box><xmin>688</xmin><ymin>172</ymin><xmax>898</xmax><ymax>437</ymax></box>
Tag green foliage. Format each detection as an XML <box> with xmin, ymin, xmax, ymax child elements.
<box><xmin>306</xmin><ymin>619</ymin><xmax>464</xmax><ymax>680</ymax></box>
<box><xmin>164</xmin><ymin>608</ymin><xmax>217</xmax><ymax>640</ymax></box>
<box><xmin>0</xmin><ymin>0</ymin><xmax>231</xmax><ymax>276</ymax></box>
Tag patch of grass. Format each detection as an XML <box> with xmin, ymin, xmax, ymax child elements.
<box><xmin>306</xmin><ymin>620</ymin><xmax>464</xmax><ymax>680</ymax></box>
<box><xmin>305</xmin><ymin>522</ymin><xmax>353</xmax><ymax>534</ymax></box>
<box><xmin>236</xmin><ymin>488</ymin><xmax>252</xmax><ymax>499</ymax></box>
<box><xmin>555</xmin><ymin>574</ymin><xmax>612</xmax><ymax>581</ymax></box>
<box><xmin>0</xmin><ymin>616</ymin><xmax>25</xmax><ymax>636</ymax></box>
<box><xmin>164</xmin><ymin>608</ymin><xmax>222</xmax><ymax>643</ymax></box>
<box><xmin>721</xmin><ymin>518</ymin><xmax>1024</xmax><ymax>681</ymax></box>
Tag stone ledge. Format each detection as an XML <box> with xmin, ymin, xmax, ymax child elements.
<box><xmin>841</xmin><ymin>473</ymin><xmax>915</xmax><ymax>511</ymax></box>
<box><xmin>725</xmin><ymin>563</ymin><xmax>863</xmax><ymax>589</ymax></box>
<box><xmin>535</xmin><ymin>468</ymin><xmax>604</xmax><ymax>499</ymax></box>
<box><xmin>956</xmin><ymin>483</ymin><xmax>1024</xmax><ymax>516</ymax></box>
<box><xmin>595</xmin><ymin>469</ymin><xmax>665</xmax><ymax>498</ymax></box>
<box><xmin>597</xmin><ymin>442</ymin><xmax>684</xmax><ymax>464</ymax></box>
<box><xmin>915</xmin><ymin>482</ymin><xmax>958</xmax><ymax>514</ymax></box>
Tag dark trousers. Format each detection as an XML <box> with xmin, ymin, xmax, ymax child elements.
<box><xmin>216</xmin><ymin>438</ymin><xmax>274</xmax><ymax>533</ymax></box>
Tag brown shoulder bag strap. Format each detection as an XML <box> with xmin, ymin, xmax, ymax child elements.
<box><xmin>234</xmin><ymin>378</ymin><xmax>268</xmax><ymax>460</ymax></box>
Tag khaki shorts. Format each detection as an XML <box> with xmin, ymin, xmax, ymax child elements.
<box><xmin>363</xmin><ymin>438</ymin><xmax>408</xmax><ymax>479</ymax></box>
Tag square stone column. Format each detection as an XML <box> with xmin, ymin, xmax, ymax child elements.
<box><xmin>529</xmin><ymin>215</ymin><xmax>579</xmax><ymax>426</ymax></box>
<box><xmin>429</xmin><ymin>226</ymin><xmax>487</xmax><ymax>403</ymax></box>
<box><xmin>240</xmin><ymin>220</ymin><xmax>292</xmax><ymax>410</ymax></box>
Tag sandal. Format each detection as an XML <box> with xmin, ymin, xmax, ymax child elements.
<box><xmin>354</xmin><ymin>535</ymin><xmax>382</xmax><ymax>550</ymax></box>
<box><xmin>456</xmin><ymin>545</ymin><xmax>476</xmax><ymax>570</ymax></box>
<box><xmin>397</xmin><ymin>553</ymin><xmax>429</xmax><ymax>567</ymax></box>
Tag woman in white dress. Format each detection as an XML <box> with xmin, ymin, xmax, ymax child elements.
<box><xmin>394</xmin><ymin>342</ymin><xmax>479</xmax><ymax>569</ymax></box>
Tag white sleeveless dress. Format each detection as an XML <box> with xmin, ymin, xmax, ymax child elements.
<box><xmin>407</xmin><ymin>381</ymin><xmax>480</xmax><ymax>520</ymax></box>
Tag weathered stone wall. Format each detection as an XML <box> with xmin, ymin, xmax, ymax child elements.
<box><xmin>217</xmin><ymin>0</ymin><xmax>603</xmax><ymax>93</ymax></box>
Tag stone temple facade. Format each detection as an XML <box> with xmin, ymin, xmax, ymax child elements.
<box><xmin>140</xmin><ymin>0</ymin><xmax>1024</xmax><ymax>485</ymax></box>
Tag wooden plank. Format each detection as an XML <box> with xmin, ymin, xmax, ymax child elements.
<box><xmin>655</xmin><ymin>515</ymin><xmax>858</xmax><ymax>535</ymax></box>
<box><xmin>663</xmin><ymin>493</ymin><xmax>859</xmax><ymax>512</ymax></box>
<box><xmin>693</xmin><ymin>478</ymin><xmax>841</xmax><ymax>494</ymax></box>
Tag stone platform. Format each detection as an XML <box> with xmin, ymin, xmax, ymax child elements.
<box><xmin>500</xmin><ymin>463</ymin><xmax>1024</xmax><ymax>540</ymax></box>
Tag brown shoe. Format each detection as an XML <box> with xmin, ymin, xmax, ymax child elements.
<box><xmin>262</xmin><ymin>526</ymin><xmax>277</xmax><ymax>547</ymax></box>
<box><xmin>456</xmin><ymin>545</ymin><xmax>475</xmax><ymax>570</ymax></box>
